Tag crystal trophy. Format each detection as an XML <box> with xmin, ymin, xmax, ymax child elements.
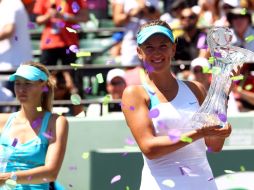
<box><xmin>190</xmin><ymin>26</ymin><xmax>254</xmax><ymax>128</ymax></box>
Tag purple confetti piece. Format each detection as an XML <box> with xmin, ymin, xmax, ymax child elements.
<box><xmin>72</xmin><ymin>2</ymin><xmax>80</xmax><ymax>13</ymax></box>
<box><xmin>27</xmin><ymin>22</ymin><xmax>36</xmax><ymax>29</ymax></box>
<box><xmin>207</xmin><ymin>147</ymin><xmax>213</xmax><ymax>153</ymax></box>
<box><xmin>11</xmin><ymin>138</ymin><xmax>18</xmax><ymax>147</ymax></box>
<box><xmin>42</xmin><ymin>86</ymin><xmax>49</xmax><ymax>92</ymax></box>
<box><xmin>57</xmin><ymin>6</ymin><xmax>62</xmax><ymax>12</ymax></box>
<box><xmin>122</xmin><ymin>152</ymin><xmax>128</xmax><ymax>156</ymax></box>
<box><xmin>27</xmin><ymin>176</ymin><xmax>32</xmax><ymax>180</ymax></box>
<box><xmin>214</xmin><ymin>51</ymin><xmax>222</xmax><ymax>58</ymax></box>
<box><xmin>110</xmin><ymin>175</ymin><xmax>121</xmax><ymax>184</ymax></box>
<box><xmin>31</xmin><ymin>117</ymin><xmax>42</xmax><ymax>129</ymax></box>
<box><xmin>84</xmin><ymin>87</ymin><xmax>92</xmax><ymax>94</ymax></box>
<box><xmin>68</xmin><ymin>165</ymin><xmax>77</xmax><ymax>171</ymax></box>
<box><xmin>168</xmin><ymin>129</ymin><xmax>181</xmax><ymax>142</ymax></box>
<box><xmin>143</xmin><ymin>61</ymin><xmax>154</xmax><ymax>73</ymax></box>
<box><xmin>14</xmin><ymin>36</ymin><xmax>18</xmax><ymax>41</ymax></box>
<box><xmin>217</xmin><ymin>113</ymin><xmax>227</xmax><ymax>122</ymax></box>
<box><xmin>72</xmin><ymin>24</ymin><xmax>81</xmax><ymax>30</ymax></box>
<box><xmin>106</xmin><ymin>59</ymin><xmax>116</xmax><ymax>65</ymax></box>
<box><xmin>148</xmin><ymin>108</ymin><xmax>160</xmax><ymax>118</ymax></box>
<box><xmin>66</xmin><ymin>49</ymin><xmax>70</xmax><ymax>54</ymax></box>
<box><xmin>179</xmin><ymin>166</ymin><xmax>192</xmax><ymax>176</ymax></box>
<box><xmin>69</xmin><ymin>44</ymin><xmax>79</xmax><ymax>53</ymax></box>
<box><xmin>56</xmin><ymin>21</ymin><xmax>65</xmax><ymax>28</ymax></box>
<box><xmin>208</xmin><ymin>177</ymin><xmax>214</xmax><ymax>181</ymax></box>
<box><xmin>196</xmin><ymin>33</ymin><xmax>206</xmax><ymax>49</ymax></box>
<box><xmin>125</xmin><ymin>137</ymin><xmax>135</xmax><ymax>145</ymax></box>
<box><xmin>45</xmin><ymin>38</ymin><xmax>51</xmax><ymax>44</ymax></box>
<box><xmin>42</xmin><ymin>132</ymin><xmax>53</xmax><ymax>140</ymax></box>
<box><xmin>129</xmin><ymin>106</ymin><xmax>135</xmax><ymax>111</ymax></box>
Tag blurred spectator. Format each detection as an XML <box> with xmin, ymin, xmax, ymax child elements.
<box><xmin>112</xmin><ymin>0</ymin><xmax>160</xmax><ymax>66</ymax></box>
<box><xmin>86</xmin><ymin>68</ymin><xmax>127</xmax><ymax>116</ymax></box>
<box><xmin>160</xmin><ymin>0</ymin><xmax>187</xmax><ymax>38</ymax></box>
<box><xmin>22</xmin><ymin>0</ymin><xmax>36</xmax><ymax>21</ymax></box>
<box><xmin>0</xmin><ymin>0</ymin><xmax>32</xmax><ymax>70</ymax></box>
<box><xmin>174</xmin><ymin>7</ymin><xmax>207</xmax><ymax>63</ymax></box>
<box><xmin>227</xmin><ymin>7</ymin><xmax>254</xmax><ymax>51</ymax></box>
<box><xmin>87</xmin><ymin>0</ymin><xmax>108</xmax><ymax>19</ymax></box>
<box><xmin>33</xmin><ymin>0</ymin><xmax>88</xmax><ymax>95</ymax></box>
<box><xmin>189</xmin><ymin>57</ymin><xmax>239</xmax><ymax>113</ymax></box>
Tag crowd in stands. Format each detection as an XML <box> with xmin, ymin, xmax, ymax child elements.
<box><xmin>1</xmin><ymin>0</ymin><xmax>254</xmax><ymax>116</ymax></box>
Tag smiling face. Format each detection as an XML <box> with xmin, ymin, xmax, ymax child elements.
<box><xmin>137</xmin><ymin>34</ymin><xmax>176</xmax><ymax>73</ymax></box>
<box><xmin>14</xmin><ymin>77</ymin><xmax>45</xmax><ymax>104</ymax></box>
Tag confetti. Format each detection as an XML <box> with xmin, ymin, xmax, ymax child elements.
<box><xmin>214</xmin><ymin>52</ymin><xmax>222</xmax><ymax>58</ymax></box>
<box><xmin>45</xmin><ymin>38</ymin><xmax>51</xmax><ymax>44</ymax></box>
<box><xmin>42</xmin><ymin>132</ymin><xmax>53</xmax><ymax>140</ymax></box>
<box><xmin>211</xmin><ymin>67</ymin><xmax>221</xmax><ymax>75</ymax></box>
<box><xmin>72</xmin><ymin>24</ymin><xmax>81</xmax><ymax>30</ymax></box>
<box><xmin>245</xmin><ymin>35</ymin><xmax>254</xmax><ymax>43</ymax></box>
<box><xmin>240</xmin><ymin>165</ymin><xmax>246</xmax><ymax>171</ymax></box>
<box><xmin>125</xmin><ymin>186</ymin><xmax>130</xmax><ymax>190</ymax></box>
<box><xmin>70</xmin><ymin>94</ymin><xmax>82</xmax><ymax>105</ymax></box>
<box><xmin>162</xmin><ymin>179</ymin><xmax>175</xmax><ymax>188</ymax></box>
<box><xmin>179</xmin><ymin>166</ymin><xmax>192</xmax><ymax>176</ymax></box>
<box><xmin>14</xmin><ymin>36</ymin><xmax>18</xmax><ymax>41</ymax></box>
<box><xmin>82</xmin><ymin>152</ymin><xmax>89</xmax><ymax>159</ymax></box>
<box><xmin>230</xmin><ymin>75</ymin><xmax>244</xmax><ymax>81</ymax></box>
<box><xmin>224</xmin><ymin>170</ymin><xmax>235</xmax><ymax>174</ymax></box>
<box><xmin>70</xmin><ymin>63</ymin><xmax>83</xmax><ymax>68</ymax></box>
<box><xmin>202</xmin><ymin>66</ymin><xmax>211</xmax><ymax>74</ymax></box>
<box><xmin>208</xmin><ymin>177</ymin><xmax>214</xmax><ymax>181</ymax></box>
<box><xmin>196</xmin><ymin>33</ymin><xmax>206</xmax><ymax>49</ymax></box>
<box><xmin>180</xmin><ymin>136</ymin><xmax>192</xmax><ymax>143</ymax></box>
<box><xmin>69</xmin><ymin>45</ymin><xmax>79</xmax><ymax>53</ymax></box>
<box><xmin>27</xmin><ymin>176</ymin><xmax>32</xmax><ymax>180</ymax></box>
<box><xmin>106</xmin><ymin>59</ymin><xmax>116</xmax><ymax>65</ymax></box>
<box><xmin>37</xmin><ymin>107</ymin><xmax>42</xmax><ymax>112</ymax></box>
<box><xmin>111</xmin><ymin>175</ymin><xmax>121</xmax><ymax>184</ymax></box>
<box><xmin>66</xmin><ymin>27</ymin><xmax>77</xmax><ymax>33</ymax></box>
<box><xmin>66</xmin><ymin>49</ymin><xmax>70</xmax><ymax>54</ymax></box>
<box><xmin>168</xmin><ymin>129</ymin><xmax>181</xmax><ymax>142</ymax></box>
<box><xmin>125</xmin><ymin>137</ymin><xmax>135</xmax><ymax>145</ymax></box>
<box><xmin>103</xmin><ymin>95</ymin><xmax>110</xmax><ymax>105</ymax></box>
<box><xmin>76</xmin><ymin>51</ymin><xmax>91</xmax><ymax>57</ymax></box>
<box><xmin>96</xmin><ymin>73</ymin><xmax>104</xmax><ymax>83</ymax></box>
<box><xmin>208</xmin><ymin>57</ymin><xmax>215</xmax><ymax>64</ymax></box>
<box><xmin>11</xmin><ymin>138</ymin><xmax>18</xmax><ymax>147</ymax></box>
<box><xmin>217</xmin><ymin>113</ymin><xmax>227</xmax><ymax>122</ymax></box>
<box><xmin>68</xmin><ymin>165</ymin><xmax>77</xmax><ymax>171</ymax></box>
<box><xmin>31</xmin><ymin>117</ymin><xmax>42</xmax><ymax>129</ymax></box>
<box><xmin>129</xmin><ymin>106</ymin><xmax>135</xmax><ymax>111</ymax></box>
<box><xmin>240</xmin><ymin>8</ymin><xmax>247</xmax><ymax>15</ymax></box>
<box><xmin>57</xmin><ymin>6</ymin><xmax>62</xmax><ymax>12</ymax></box>
<box><xmin>245</xmin><ymin>84</ymin><xmax>253</xmax><ymax>91</ymax></box>
<box><xmin>27</xmin><ymin>22</ymin><xmax>36</xmax><ymax>29</ymax></box>
<box><xmin>42</xmin><ymin>86</ymin><xmax>49</xmax><ymax>92</ymax></box>
<box><xmin>207</xmin><ymin>147</ymin><xmax>213</xmax><ymax>153</ymax></box>
<box><xmin>148</xmin><ymin>108</ymin><xmax>160</xmax><ymax>118</ymax></box>
<box><xmin>143</xmin><ymin>61</ymin><xmax>154</xmax><ymax>73</ymax></box>
<box><xmin>84</xmin><ymin>87</ymin><xmax>92</xmax><ymax>94</ymax></box>
<box><xmin>72</xmin><ymin>1</ymin><xmax>80</xmax><ymax>13</ymax></box>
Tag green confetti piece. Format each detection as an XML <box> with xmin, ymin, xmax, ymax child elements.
<box><xmin>224</xmin><ymin>170</ymin><xmax>235</xmax><ymax>174</ymax></box>
<box><xmin>180</xmin><ymin>135</ymin><xmax>193</xmax><ymax>143</ymax></box>
<box><xmin>240</xmin><ymin>165</ymin><xmax>246</xmax><ymax>171</ymax></box>
<box><xmin>245</xmin><ymin>35</ymin><xmax>254</xmax><ymax>43</ymax></box>
<box><xmin>76</xmin><ymin>51</ymin><xmax>91</xmax><ymax>57</ymax></box>
<box><xmin>208</xmin><ymin>57</ymin><xmax>215</xmax><ymax>64</ymax></box>
<box><xmin>70</xmin><ymin>94</ymin><xmax>82</xmax><ymax>105</ymax></box>
<box><xmin>245</xmin><ymin>84</ymin><xmax>253</xmax><ymax>91</ymax></box>
<box><xmin>125</xmin><ymin>186</ymin><xmax>130</xmax><ymax>190</ymax></box>
<box><xmin>103</xmin><ymin>95</ymin><xmax>111</xmax><ymax>105</ymax></box>
<box><xmin>212</xmin><ymin>67</ymin><xmax>221</xmax><ymax>75</ymax></box>
<box><xmin>96</xmin><ymin>73</ymin><xmax>104</xmax><ymax>83</ymax></box>
<box><xmin>36</xmin><ymin>106</ymin><xmax>42</xmax><ymax>112</ymax></box>
<box><xmin>66</xmin><ymin>27</ymin><xmax>77</xmax><ymax>33</ymax></box>
<box><xmin>237</xmin><ymin>86</ymin><xmax>243</xmax><ymax>92</ymax></box>
<box><xmin>70</xmin><ymin>63</ymin><xmax>83</xmax><ymax>68</ymax></box>
<box><xmin>162</xmin><ymin>179</ymin><xmax>175</xmax><ymax>188</ymax></box>
<box><xmin>82</xmin><ymin>152</ymin><xmax>89</xmax><ymax>159</ymax></box>
<box><xmin>230</xmin><ymin>75</ymin><xmax>244</xmax><ymax>81</ymax></box>
<box><xmin>202</xmin><ymin>66</ymin><xmax>211</xmax><ymax>73</ymax></box>
<box><xmin>240</xmin><ymin>8</ymin><xmax>247</xmax><ymax>15</ymax></box>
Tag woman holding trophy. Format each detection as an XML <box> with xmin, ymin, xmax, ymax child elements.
<box><xmin>122</xmin><ymin>20</ymin><xmax>233</xmax><ymax>189</ymax></box>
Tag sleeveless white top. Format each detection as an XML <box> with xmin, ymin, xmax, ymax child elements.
<box><xmin>140</xmin><ymin>80</ymin><xmax>218</xmax><ymax>190</ymax></box>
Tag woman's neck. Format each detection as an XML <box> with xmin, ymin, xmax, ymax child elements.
<box><xmin>18</xmin><ymin>106</ymin><xmax>45</xmax><ymax>122</ymax></box>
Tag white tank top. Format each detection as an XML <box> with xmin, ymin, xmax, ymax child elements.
<box><xmin>140</xmin><ymin>80</ymin><xmax>218</xmax><ymax>190</ymax></box>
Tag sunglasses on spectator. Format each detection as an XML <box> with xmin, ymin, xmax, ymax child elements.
<box><xmin>180</xmin><ymin>15</ymin><xmax>197</xmax><ymax>20</ymax></box>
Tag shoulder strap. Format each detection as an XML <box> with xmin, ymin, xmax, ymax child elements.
<box><xmin>142</xmin><ymin>83</ymin><xmax>160</xmax><ymax>109</ymax></box>
<box><xmin>39</xmin><ymin>112</ymin><xmax>52</xmax><ymax>135</ymax></box>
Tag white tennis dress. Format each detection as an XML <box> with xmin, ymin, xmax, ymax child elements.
<box><xmin>140</xmin><ymin>80</ymin><xmax>218</xmax><ymax>190</ymax></box>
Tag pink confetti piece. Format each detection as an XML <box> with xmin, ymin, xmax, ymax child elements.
<box><xmin>196</xmin><ymin>33</ymin><xmax>206</xmax><ymax>49</ymax></box>
<box><xmin>214</xmin><ymin>52</ymin><xmax>222</xmax><ymax>58</ymax></box>
<box><xmin>57</xmin><ymin>6</ymin><xmax>62</xmax><ymax>12</ymax></box>
<box><xmin>84</xmin><ymin>87</ymin><xmax>92</xmax><ymax>94</ymax></box>
<box><xmin>168</xmin><ymin>129</ymin><xmax>181</xmax><ymax>142</ymax></box>
<box><xmin>42</xmin><ymin>132</ymin><xmax>53</xmax><ymax>140</ymax></box>
<box><xmin>42</xmin><ymin>86</ymin><xmax>49</xmax><ymax>92</ymax></box>
<box><xmin>31</xmin><ymin>117</ymin><xmax>42</xmax><ymax>129</ymax></box>
<box><xmin>110</xmin><ymin>175</ymin><xmax>121</xmax><ymax>184</ymax></box>
<box><xmin>217</xmin><ymin>113</ymin><xmax>227</xmax><ymax>122</ymax></box>
<box><xmin>148</xmin><ymin>108</ymin><xmax>160</xmax><ymax>118</ymax></box>
<box><xmin>27</xmin><ymin>22</ymin><xmax>36</xmax><ymax>29</ymax></box>
<box><xmin>143</xmin><ymin>61</ymin><xmax>154</xmax><ymax>73</ymax></box>
<box><xmin>125</xmin><ymin>137</ymin><xmax>135</xmax><ymax>145</ymax></box>
<box><xmin>72</xmin><ymin>24</ymin><xmax>81</xmax><ymax>30</ymax></box>
<box><xmin>69</xmin><ymin>45</ymin><xmax>79</xmax><ymax>53</ymax></box>
<box><xmin>11</xmin><ymin>138</ymin><xmax>18</xmax><ymax>147</ymax></box>
<box><xmin>72</xmin><ymin>2</ymin><xmax>80</xmax><ymax>13</ymax></box>
<box><xmin>129</xmin><ymin>106</ymin><xmax>135</xmax><ymax>111</ymax></box>
<box><xmin>45</xmin><ymin>38</ymin><xmax>51</xmax><ymax>44</ymax></box>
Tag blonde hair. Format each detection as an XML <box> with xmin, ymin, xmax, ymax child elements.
<box><xmin>22</xmin><ymin>61</ymin><xmax>55</xmax><ymax>112</ymax></box>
